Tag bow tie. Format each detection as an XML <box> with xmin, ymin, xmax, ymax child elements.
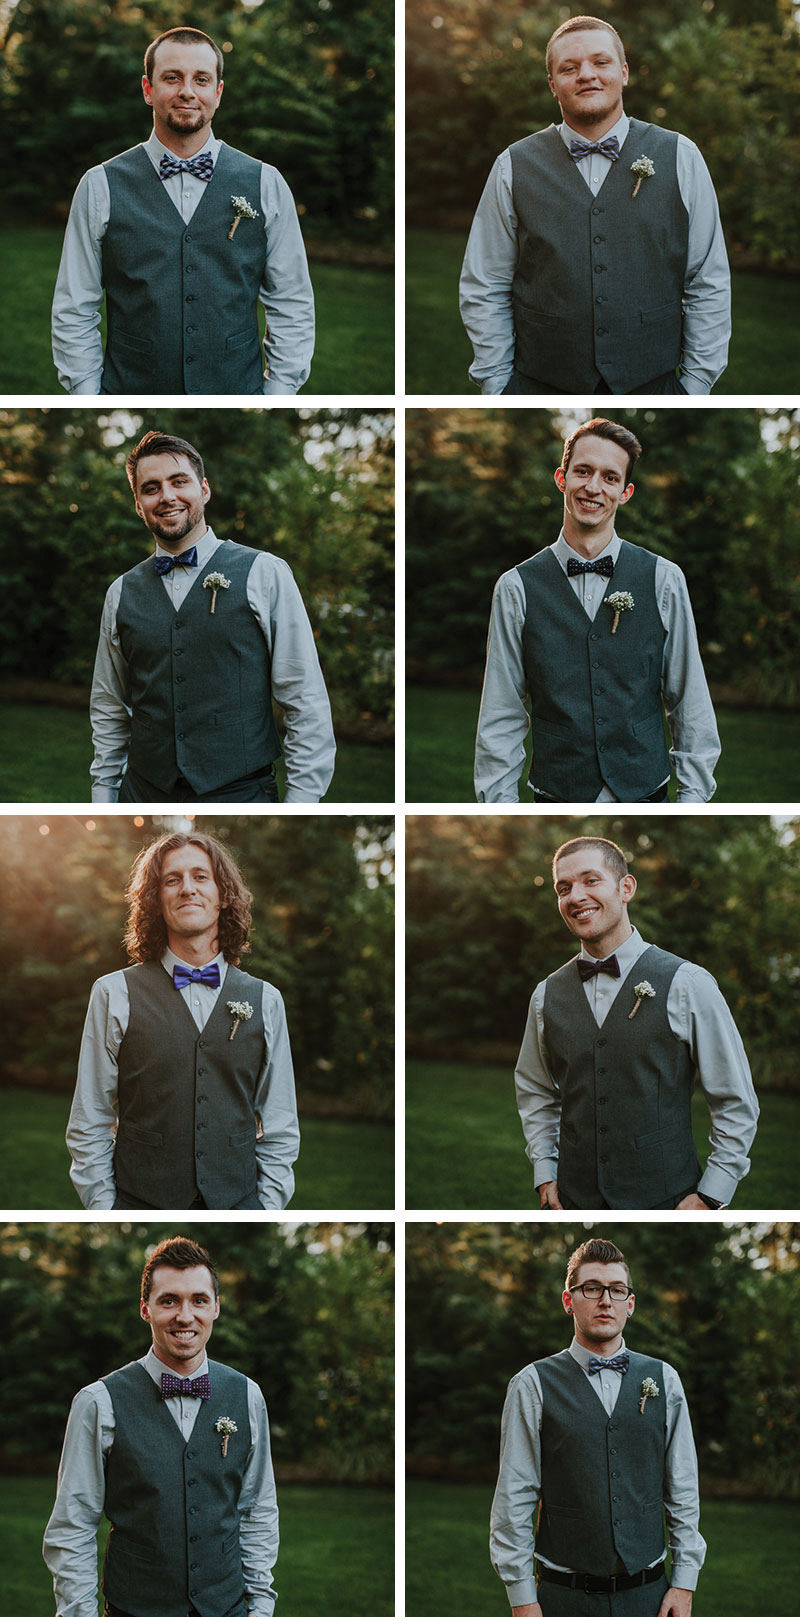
<box><xmin>154</xmin><ymin>547</ymin><xmax>198</xmax><ymax>576</ymax></box>
<box><xmin>577</xmin><ymin>954</ymin><xmax>620</xmax><ymax>981</ymax></box>
<box><xmin>567</xmin><ymin>555</ymin><xmax>614</xmax><ymax>577</ymax></box>
<box><xmin>172</xmin><ymin>962</ymin><xmax>221</xmax><ymax>991</ymax></box>
<box><xmin>587</xmin><ymin>1352</ymin><xmax>629</xmax><ymax>1376</ymax></box>
<box><xmin>160</xmin><ymin>1371</ymin><xmax>212</xmax><ymax>1400</ymax></box>
<box><xmin>569</xmin><ymin>135</ymin><xmax>620</xmax><ymax>163</ymax></box>
<box><xmin>159</xmin><ymin>151</ymin><xmax>214</xmax><ymax>183</ymax></box>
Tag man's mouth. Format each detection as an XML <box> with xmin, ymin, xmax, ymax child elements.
<box><xmin>571</xmin><ymin>905</ymin><xmax>600</xmax><ymax>920</ymax></box>
<box><xmin>576</xmin><ymin>497</ymin><xmax>602</xmax><ymax>511</ymax></box>
<box><xmin>171</xmin><ymin>1329</ymin><xmax>197</xmax><ymax>1340</ymax></box>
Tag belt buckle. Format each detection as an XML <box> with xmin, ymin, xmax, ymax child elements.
<box><xmin>583</xmin><ymin>1573</ymin><xmax>615</xmax><ymax>1595</ymax></box>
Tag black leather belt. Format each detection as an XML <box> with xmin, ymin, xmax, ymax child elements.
<box><xmin>537</xmin><ymin>1561</ymin><xmax>665</xmax><ymax>1594</ymax></box>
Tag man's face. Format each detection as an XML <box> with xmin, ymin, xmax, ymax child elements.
<box><xmin>141</xmin><ymin>1263</ymin><xmax>220</xmax><ymax>1374</ymax></box>
<box><xmin>159</xmin><ymin>845</ymin><xmax>222</xmax><ymax>949</ymax></box>
<box><xmin>133</xmin><ymin>452</ymin><xmax>210</xmax><ymax>549</ymax></box>
<box><xmin>554</xmin><ymin>849</ymin><xmax>636</xmax><ymax>952</ymax></box>
<box><xmin>143</xmin><ymin>40</ymin><xmax>222</xmax><ymax>144</ymax></box>
<box><xmin>548</xmin><ymin>28</ymin><xmax>628</xmax><ymax>132</ymax></box>
<box><xmin>554</xmin><ymin>435</ymin><xmax>633</xmax><ymax>535</ymax></box>
<box><xmin>563</xmin><ymin>1261</ymin><xmax>634</xmax><ymax>1351</ymax></box>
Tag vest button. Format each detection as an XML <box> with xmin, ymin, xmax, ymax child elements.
<box><xmin>190</xmin><ymin>1562</ymin><xmax>199</xmax><ymax>1570</ymax></box>
<box><xmin>596</xmin><ymin>327</ymin><xmax>607</xmax><ymax>336</ymax></box>
<box><xmin>593</xmin><ymin>235</ymin><xmax>604</xmax><ymax>244</ymax></box>
<box><xmin>186</xmin><ymin>356</ymin><xmax>195</xmax><ymax>364</ymax></box>
<box><xmin>186</xmin><ymin>265</ymin><xmax>195</xmax><ymax>274</ymax></box>
<box><xmin>608</xmin><ymin>1422</ymin><xmax>615</xmax><ymax>1430</ymax></box>
<box><xmin>597</xmin><ymin>1038</ymin><xmax>606</xmax><ymax>1046</ymax></box>
<box><xmin>196</xmin><ymin>1150</ymin><xmax>205</xmax><ymax>1158</ymax></box>
<box><xmin>190</xmin><ymin>1534</ymin><xmax>199</xmax><ymax>1542</ymax></box>
<box><xmin>198</xmin><ymin>1040</ymin><xmax>205</xmax><ymax>1048</ymax></box>
<box><xmin>595</xmin><ymin>297</ymin><xmax>607</xmax><ymax>305</ymax></box>
<box><xmin>600</xmin><ymin>1154</ymin><xmax>609</xmax><ymax>1163</ymax></box>
<box><xmin>592</xmin><ymin>206</ymin><xmax>603</xmax><ymax>214</ymax></box>
<box><xmin>186</xmin><ymin>293</ymin><xmax>197</xmax><ymax>302</ymax></box>
<box><xmin>593</xmin><ymin>264</ymin><xmax>605</xmax><ymax>273</ymax></box>
<box><xmin>198</xmin><ymin>1094</ymin><xmax>208</xmax><ymax>1102</ymax></box>
<box><xmin>178</xmin><ymin>731</ymin><xmax>186</xmax><ymax>740</ymax></box>
<box><xmin>186</xmin><ymin>325</ymin><xmax>196</xmax><ymax>334</ymax></box>
<box><xmin>187</xmin><ymin>1477</ymin><xmax>197</xmax><ymax>1486</ymax></box>
<box><xmin>189</xmin><ymin>1505</ymin><xmax>199</xmax><ymax>1515</ymax></box>
<box><xmin>590</xmin><ymin>633</ymin><xmax>598</xmax><ymax>641</ymax></box>
<box><xmin>597</xmin><ymin>1066</ymin><xmax>606</xmax><ymax>1074</ymax></box>
<box><xmin>598</xmin><ymin>1096</ymin><xmax>608</xmax><ymax>1105</ymax></box>
<box><xmin>599</xmin><ymin>1125</ymin><xmax>608</xmax><ymax>1134</ymax></box>
<box><xmin>185</xmin><ymin>233</ymin><xmax>193</xmax><ymax>242</ymax></box>
<box><xmin>596</xmin><ymin>717</ymin><xmax>605</xmax><ymax>725</ymax></box>
<box><xmin>592</xmin><ymin>660</ymin><xmax>600</xmax><ymax>667</ymax></box>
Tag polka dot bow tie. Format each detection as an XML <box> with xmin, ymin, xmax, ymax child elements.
<box><xmin>587</xmin><ymin>1352</ymin><xmax>629</xmax><ymax>1376</ymax></box>
<box><xmin>160</xmin><ymin>1372</ymin><xmax>212</xmax><ymax>1400</ymax></box>
<box><xmin>566</xmin><ymin>556</ymin><xmax>614</xmax><ymax>577</ymax></box>
<box><xmin>159</xmin><ymin>151</ymin><xmax>214</xmax><ymax>183</ymax></box>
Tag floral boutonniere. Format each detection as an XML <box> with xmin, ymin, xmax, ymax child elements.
<box><xmin>215</xmin><ymin>1415</ymin><xmax>238</xmax><ymax>1456</ymax></box>
<box><xmin>203</xmin><ymin>571</ymin><xmax>230</xmax><ymax>614</ymax></box>
<box><xmin>228</xmin><ymin>195</ymin><xmax>259</xmax><ymax>240</ymax></box>
<box><xmin>227</xmin><ymin>999</ymin><xmax>253</xmax><ymax>1041</ymax></box>
<box><xmin>628</xmin><ymin>980</ymin><xmax>656</xmax><ymax>1020</ymax></box>
<box><xmin>606</xmin><ymin>590</ymin><xmax>634</xmax><ymax>635</ymax></box>
<box><xmin>639</xmin><ymin>1376</ymin><xmax>660</xmax><ymax>1414</ymax></box>
<box><xmin>630</xmin><ymin>156</ymin><xmax>655</xmax><ymax>198</ymax></box>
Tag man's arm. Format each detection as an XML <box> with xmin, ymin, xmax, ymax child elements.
<box><xmin>514</xmin><ymin>985</ymin><xmax>563</xmax><ymax>1204</ymax></box>
<box><xmin>90</xmin><ymin>579</ymin><xmax>131</xmax><ymax>803</ymax></box>
<box><xmin>249</xmin><ymin>552</ymin><xmax>335</xmax><ymax>801</ymax></box>
<box><xmin>254</xmin><ymin>985</ymin><xmax>300</xmax><ymax>1209</ymax></box>
<box><xmin>475</xmin><ymin>570</ymin><xmax>530</xmax><ymax>803</ymax></box>
<box><xmin>670</xmin><ymin>965</ymin><xmax>759</xmax><ymax>1206</ymax></box>
<box><xmin>459</xmin><ymin>151</ymin><xmax>518</xmax><ymax>394</ymax></box>
<box><xmin>661</xmin><ymin>1365</ymin><xmax>707</xmax><ymax>1597</ymax></box>
<box><xmin>51</xmin><ymin>168</ymin><xmax>109</xmax><ymax>395</ymax></box>
<box><xmin>258</xmin><ymin>165</ymin><xmax>315</xmax><ymax>395</ymax></box>
<box><xmin>676</xmin><ymin>138</ymin><xmax>731</xmax><ymax>395</ymax></box>
<box><xmin>67</xmin><ymin>975</ymin><xmax>126</xmax><ymax>1209</ymax></box>
<box><xmin>239</xmin><ymin>1380</ymin><xmax>280</xmax><ymax>1617</ymax></box>
<box><xmin>657</xmin><ymin>558</ymin><xmax>720</xmax><ymax>802</ymax></box>
<box><xmin>42</xmin><ymin>1383</ymin><xmax>114</xmax><ymax>1617</ymax></box>
<box><xmin>490</xmin><ymin>1369</ymin><xmax>544</xmax><ymax>1607</ymax></box>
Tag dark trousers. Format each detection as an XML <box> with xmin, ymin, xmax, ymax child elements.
<box><xmin>537</xmin><ymin>1571</ymin><xmax>670</xmax><ymax>1617</ymax></box>
<box><xmin>113</xmin><ymin>1187</ymin><xmax>262</xmax><ymax>1211</ymax></box>
<box><xmin>502</xmin><ymin>368</ymin><xmax>685</xmax><ymax>395</ymax></box>
<box><xmin>119</xmin><ymin>764</ymin><xmax>279</xmax><ymax>803</ymax></box>
<box><xmin>559</xmin><ymin>1185</ymin><xmax>697</xmax><ymax>1211</ymax></box>
<box><xmin>533</xmin><ymin>783</ymin><xmax>669</xmax><ymax>805</ymax></box>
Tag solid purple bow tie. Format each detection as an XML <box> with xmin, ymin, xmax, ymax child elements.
<box><xmin>588</xmin><ymin>1352</ymin><xmax>629</xmax><ymax>1376</ymax></box>
<box><xmin>160</xmin><ymin>1371</ymin><xmax>212</xmax><ymax>1400</ymax></box>
<box><xmin>172</xmin><ymin>962</ymin><xmax>221</xmax><ymax>991</ymax></box>
<box><xmin>577</xmin><ymin>955</ymin><xmax>620</xmax><ymax>981</ymax></box>
<box><xmin>569</xmin><ymin>135</ymin><xmax>620</xmax><ymax>163</ymax></box>
<box><xmin>159</xmin><ymin>151</ymin><xmax>214</xmax><ymax>183</ymax></box>
<box><xmin>567</xmin><ymin>555</ymin><xmax>614</xmax><ymax>577</ymax></box>
<box><xmin>154</xmin><ymin>547</ymin><xmax>198</xmax><ymax>576</ymax></box>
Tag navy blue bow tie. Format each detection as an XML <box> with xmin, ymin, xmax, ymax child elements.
<box><xmin>588</xmin><ymin>1352</ymin><xmax>629</xmax><ymax>1376</ymax></box>
<box><xmin>567</xmin><ymin>555</ymin><xmax>614</xmax><ymax>577</ymax></box>
<box><xmin>159</xmin><ymin>151</ymin><xmax>214</xmax><ymax>183</ymax></box>
<box><xmin>577</xmin><ymin>954</ymin><xmax>620</xmax><ymax>981</ymax></box>
<box><xmin>172</xmin><ymin>962</ymin><xmax>221</xmax><ymax>991</ymax></box>
<box><xmin>160</xmin><ymin>1371</ymin><xmax>212</xmax><ymax>1400</ymax></box>
<box><xmin>154</xmin><ymin>547</ymin><xmax>198</xmax><ymax>576</ymax></box>
<box><xmin>569</xmin><ymin>135</ymin><xmax>620</xmax><ymax>163</ymax></box>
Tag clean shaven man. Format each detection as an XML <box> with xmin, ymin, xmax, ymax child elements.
<box><xmin>474</xmin><ymin>417</ymin><xmax>720</xmax><ymax>804</ymax></box>
<box><xmin>44</xmin><ymin>1236</ymin><xmax>279</xmax><ymax>1617</ymax></box>
<box><xmin>490</xmin><ymin>1237</ymin><xmax>705</xmax><ymax>1617</ymax></box>
<box><xmin>460</xmin><ymin>15</ymin><xmax>730</xmax><ymax>395</ymax></box>
<box><xmin>90</xmin><ymin>429</ymin><xmax>335</xmax><ymax>803</ymax></box>
<box><xmin>52</xmin><ymin>26</ymin><xmax>314</xmax><ymax>395</ymax></box>
<box><xmin>516</xmin><ymin>836</ymin><xmax>758</xmax><ymax>1211</ymax></box>
<box><xmin>67</xmin><ymin>831</ymin><xmax>300</xmax><ymax>1210</ymax></box>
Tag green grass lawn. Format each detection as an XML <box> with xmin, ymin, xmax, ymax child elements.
<box><xmin>0</xmin><ymin>1086</ymin><xmax>394</xmax><ymax>1210</ymax></box>
<box><xmin>405</xmin><ymin>227</ymin><xmax>800</xmax><ymax>394</ymax></box>
<box><xmin>0</xmin><ymin>222</ymin><xmax>393</xmax><ymax>393</ymax></box>
<box><xmin>406</xmin><ymin>1480</ymin><xmax>796</xmax><ymax>1617</ymax></box>
<box><xmin>0</xmin><ymin>703</ymin><xmax>393</xmax><ymax>803</ymax></box>
<box><xmin>405</xmin><ymin>1060</ymin><xmax>795</xmax><ymax>1210</ymax></box>
<box><xmin>1</xmin><ymin>1474</ymin><xmax>393</xmax><ymax>1617</ymax></box>
<box><xmin>405</xmin><ymin>684</ymin><xmax>800</xmax><ymax>803</ymax></box>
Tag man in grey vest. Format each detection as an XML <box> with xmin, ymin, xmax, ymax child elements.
<box><xmin>460</xmin><ymin>15</ymin><xmax>730</xmax><ymax>395</ymax></box>
<box><xmin>491</xmin><ymin>1237</ymin><xmax>705</xmax><ymax>1617</ymax></box>
<box><xmin>44</xmin><ymin>1235</ymin><xmax>279</xmax><ymax>1617</ymax></box>
<box><xmin>516</xmin><ymin>835</ymin><xmax>758</xmax><ymax>1211</ymax></box>
<box><xmin>67</xmin><ymin>830</ymin><xmax>300</xmax><ymax>1210</ymax></box>
<box><xmin>474</xmin><ymin>417</ymin><xmax>720</xmax><ymax>804</ymax></box>
<box><xmin>90</xmin><ymin>429</ymin><xmax>335</xmax><ymax>803</ymax></box>
<box><xmin>52</xmin><ymin>26</ymin><xmax>314</xmax><ymax>395</ymax></box>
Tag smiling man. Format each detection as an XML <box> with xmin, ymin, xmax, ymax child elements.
<box><xmin>52</xmin><ymin>25</ymin><xmax>314</xmax><ymax>395</ymax></box>
<box><xmin>474</xmin><ymin>417</ymin><xmax>719</xmax><ymax>803</ymax></box>
<box><xmin>460</xmin><ymin>14</ymin><xmax>730</xmax><ymax>394</ymax></box>
<box><xmin>44</xmin><ymin>1236</ymin><xmax>279</xmax><ymax>1617</ymax></box>
<box><xmin>490</xmin><ymin>1237</ymin><xmax>705</xmax><ymax>1617</ymax></box>
<box><xmin>90</xmin><ymin>429</ymin><xmax>335</xmax><ymax>803</ymax></box>
<box><xmin>513</xmin><ymin>835</ymin><xmax>758</xmax><ymax>1210</ymax></box>
<box><xmin>67</xmin><ymin>830</ymin><xmax>300</xmax><ymax>1210</ymax></box>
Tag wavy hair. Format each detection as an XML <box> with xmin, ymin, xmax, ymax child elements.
<box><xmin>124</xmin><ymin>832</ymin><xmax>252</xmax><ymax>965</ymax></box>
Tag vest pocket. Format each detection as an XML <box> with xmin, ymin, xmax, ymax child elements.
<box><xmin>226</xmin><ymin>328</ymin><xmax>257</xmax><ymax>351</ymax></box>
<box><xmin>118</xmin><ymin>1121</ymin><xmax>164</xmax><ymax>1147</ymax></box>
<box><xmin>632</xmin><ymin>710</ymin><xmax>664</xmax><ymax>737</ymax></box>
<box><xmin>113</xmin><ymin>328</ymin><xmax>154</xmax><ymax>352</ymax></box>
<box><xmin>639</xmin><ymin>301</ymin><xmax>679</xmax><ymax>326</ymax></box>
<box><xmin>229</xmin><ymin>1124</ymin><xmax>257</xmax><ymax>1147</ymax></box>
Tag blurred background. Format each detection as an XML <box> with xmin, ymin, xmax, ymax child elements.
<box><xmin>405</xmin><ymin>405</ymin><xmax>800</xmax><ymax>802</ymax></box>
<box><xmin>0</xmin><ymin>1219</ymin><xmax>394</xmax><ymax>1617</ymax></box>
<box><xmin>406</xmin><ymin>1220</ymin><xmax>799</xmax><ymax>1617</ymax></box>
<box><xmin>0</xmin><ymin>812</ymin><xmax>395</xmax><ymax>1207</ymax></box>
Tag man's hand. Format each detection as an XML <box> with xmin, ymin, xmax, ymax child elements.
<box><xmin>511</xmin><ymin>1605</ymin><xmax>544</xmax><ymax>1617</ymax></box>
<box><xmin>675</xmin><ymin>1194</ymin><xmax>710</xmax><ymax>1210</ymax></box>
<box><xmin>657</xmin><ymin>1586</ymin><xmax>693</xmax><ymax>1617</ymax></box>
<box><xmin>538</xmin><ymin>1181</ymin><xmax>563</xmax><ymax>1209</ymax></box>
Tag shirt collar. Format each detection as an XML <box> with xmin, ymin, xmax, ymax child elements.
<box><xmin>579</xmin><ymin>925</ymin><xmax>648</xmax><ymax>970</ymax></box>
<box><xmin>569</xmin><ymin>1335</ymin><xmax>627</xmax><ymax>1372</ymax></box>
<box><xmin>552</xmin><ymin>529</ymin><xmax>621</xmax><ymax>571</ymax></box>
<box><xmin>144</xmin><ymin>127</ymin><xmax>220</xmax><ymax>171</ymax></box>
<box><xmin>154</xmin><ymin>525</ymin><xmax>222</xmax><ymax>564</ymax></box>
<box><xmin>143</xmin><ymin>1345</ymin><xmax>210</xmax><ymax>1389</ymax></box>
<box><xmin>161</xmin><ymin>945</ymin><xmax>227</xmax><ymax>980</ymax></box>
<box><xmin>559</xmin><ymin>111</ymin><xmax>629</xmax><ymax>153</ymax></box>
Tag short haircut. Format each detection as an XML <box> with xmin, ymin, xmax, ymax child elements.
<box><xmin>124</xmin><ymin>832</ymin><xmax>253</xmax><ymax>965</ymax></box>
<box><xmin>126</xmin><ymin>430</ymin><xmax>206</xmax><ymax>493</ymax></box>
<box><xmin>546</xmin><ymin>16</ymin><xmax>626</xmax><ymax>75</ymax></box>
<box><xmin>552</xmin><ymin>836</ymin><xmax>629</xmax><ymax>885</ymax></box>
<box><xmin>145</xmin><ymin>27</ymin><xmax>224</xmax><ymax>86</ymax></box>
<box><xmin>141</xmin><ymin>1236</ymin><xmax>219</xmax><ymax>1303</ymax></box>
<box><xmin>562</xmin><ymin>417</ymin><xmax>642</xmax><ymax>486</ymax></box>
<box><xmin>565</xmin><ymin>1237</ymin><xmax>632</xmax><ymax>1292</ymax></box>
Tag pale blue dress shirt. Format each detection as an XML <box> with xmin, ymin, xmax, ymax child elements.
<box><xmin>460</xmin><ymin>112</ymin><xmax>731</xmax><ymax>394</ymax></box>
<box><xmin>52</xmin><ymin>128</ymin><xmax>315</xmax><ymax>395</ymax></box>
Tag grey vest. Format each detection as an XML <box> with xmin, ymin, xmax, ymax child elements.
<box><xmin>101</xmin><ymin>142</ymin><xmax>266</xmax><ymax>394</ymax></box>
<box><xmin>102</xmin><ymin>1358</ymin><xmax>250</xmax><ymax>1617</ymax></box>
<box><xmin>114</xmin><ymin>960</ymin><xmax>266</xmax><ymax>1208</ymax></box>
<box><xmin>535</xmin><ymin>1348</ymin><xmax>667</xmax><ymax>1575</ymax></box>
<box><xmin>116</xmin><ymin>540</ymin><xmax>281</xmax><ymax>796</ymax></box>
<box><xmin>509</xmin><ymin>121</ymin><xmax>689</xmax><ymax>391</ymax></box>
<box><xmin>543</xmin><ymin>945</ymin><xmax>701</xmax><ymax>1208</ymax></box>
<box><xmin>517</xmin><ymin>542</ymin><xmax>669</xmax><ymax>801</ymax></box>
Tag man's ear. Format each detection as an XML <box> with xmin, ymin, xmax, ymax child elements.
<box><xmin>618</xmin><ymin>482</ymin><xmax>635</xmax><ymax>505</ymax></box>
<box><xmin>554</xmin><ymin>467</ymin><xmax>566</xmax><ymax>492</ymax></box>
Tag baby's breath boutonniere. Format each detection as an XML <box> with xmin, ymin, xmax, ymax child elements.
<box><xmin>228</xmin><ymin>195</ymin><xmax>259</xmax><ymax>240</ymax></box>
<box><xmin>203</xmin><ymin>571</ymin><xmax>230</xmax><ymax>615</ymax></box>
<box><xmin>606</xmin><ymin>590</ymin><xmax>634</xmax><ymax>635</ymax></box>
<box><xmin>215</xmin><ymin>1415</ymin><xmax>238</xmax><ymax>1456</ymax></box>
<box><xmin>227</xmin><ymin>999</ymin><xmax>253</xmax><ymax>1041</ymax></box>
<box><xmin>630</xmin><ymin>156</ymin><xmax>655</xmax><ymax>198</ymax></box>
<box><xmin>628</xmin><ymin>980</ymin><xmax>656</xmax><ymax>1020</ymax></box>
<box><xmin>639</xmin><ymin>1376</ymin><xmax>660</xmax><ymax>1414</ymax></box>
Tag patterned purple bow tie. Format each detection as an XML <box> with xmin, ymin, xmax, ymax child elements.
<box><xmin>569</xmin><ymin>135</ymin><xmax>620</xmax><ymax>163</ymax></box>
<box><xmin>160</xmin><ymin>1371</ymin><xmax>212</xmax><ymax>1400</ymax></box>
<box><xmin>154</xmin><ymin>546</ymin><xmax>198</xmax><ymax>576</ymax></box>
<box><xmin>172</xmin><ymin>962</ymin><xmax>221</xmax><ymax>991</ymax></box>
<box><xmin>567</xmin><ymin>555</ymin><xmax>614</xmax><ymax>577</ymax></box>
<box><xmin>159</xmin><ymin>151</ymin><xmax>215</xmax><ymax>183</ymax></box>
<box><xmin>588</xmin><ymin>1352</ymin><xmax>629</xmax><ymax>1376</ymax></box>
<box><xmin>577</xmin><ymin>954</ymin><xmax>620</xmax><ymax>981</ymax></box>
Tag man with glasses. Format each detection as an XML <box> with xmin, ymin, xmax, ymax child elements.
<box><xmin>490</xmin><ymin>1237</ymin><xmax>705</xmax><ymax>1617</ymax></box>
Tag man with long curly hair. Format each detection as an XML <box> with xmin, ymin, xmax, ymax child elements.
<box><xmin>67</xmin><ymin>831</ymin><xmax>299</xmax><ymax>1209</ymax></box>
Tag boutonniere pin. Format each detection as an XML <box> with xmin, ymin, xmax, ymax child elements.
<box><xmin>227</xmin><ymin>999</ymin><xmax>253</xmax><ymax>1041</ymax></box>
<box><xmin>203</xmin><ymin>571</ymin><xmax>230</xmax><ymax>614</ymax></box>
<box><xmin>630</xmin><ymin>156</ymin><xmax>655</xmax><ymax>198</ymax></box>
<box><xmin>228</xmin><ymin>195</ymin><xmax>259</xmax><ymax>240</ymax></box>
<box><xmin>215</xmin><ymin>1415</ymin><xmax>238</xmax><ymax>1456</ymax></box>
<box><xmin>628</xmin><ymin>980</ymin><xmax>656</xmax><ymax>1020</ymax></box>
<box><xmin>639</xmin><ymin>1376</ymin><xmax>660</xmax><ymax>1414</ymax></box>
<box><xmin>606</xmin><ymin>590</ymin><xmax>634</xmax><ymax>634</ymax></box>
